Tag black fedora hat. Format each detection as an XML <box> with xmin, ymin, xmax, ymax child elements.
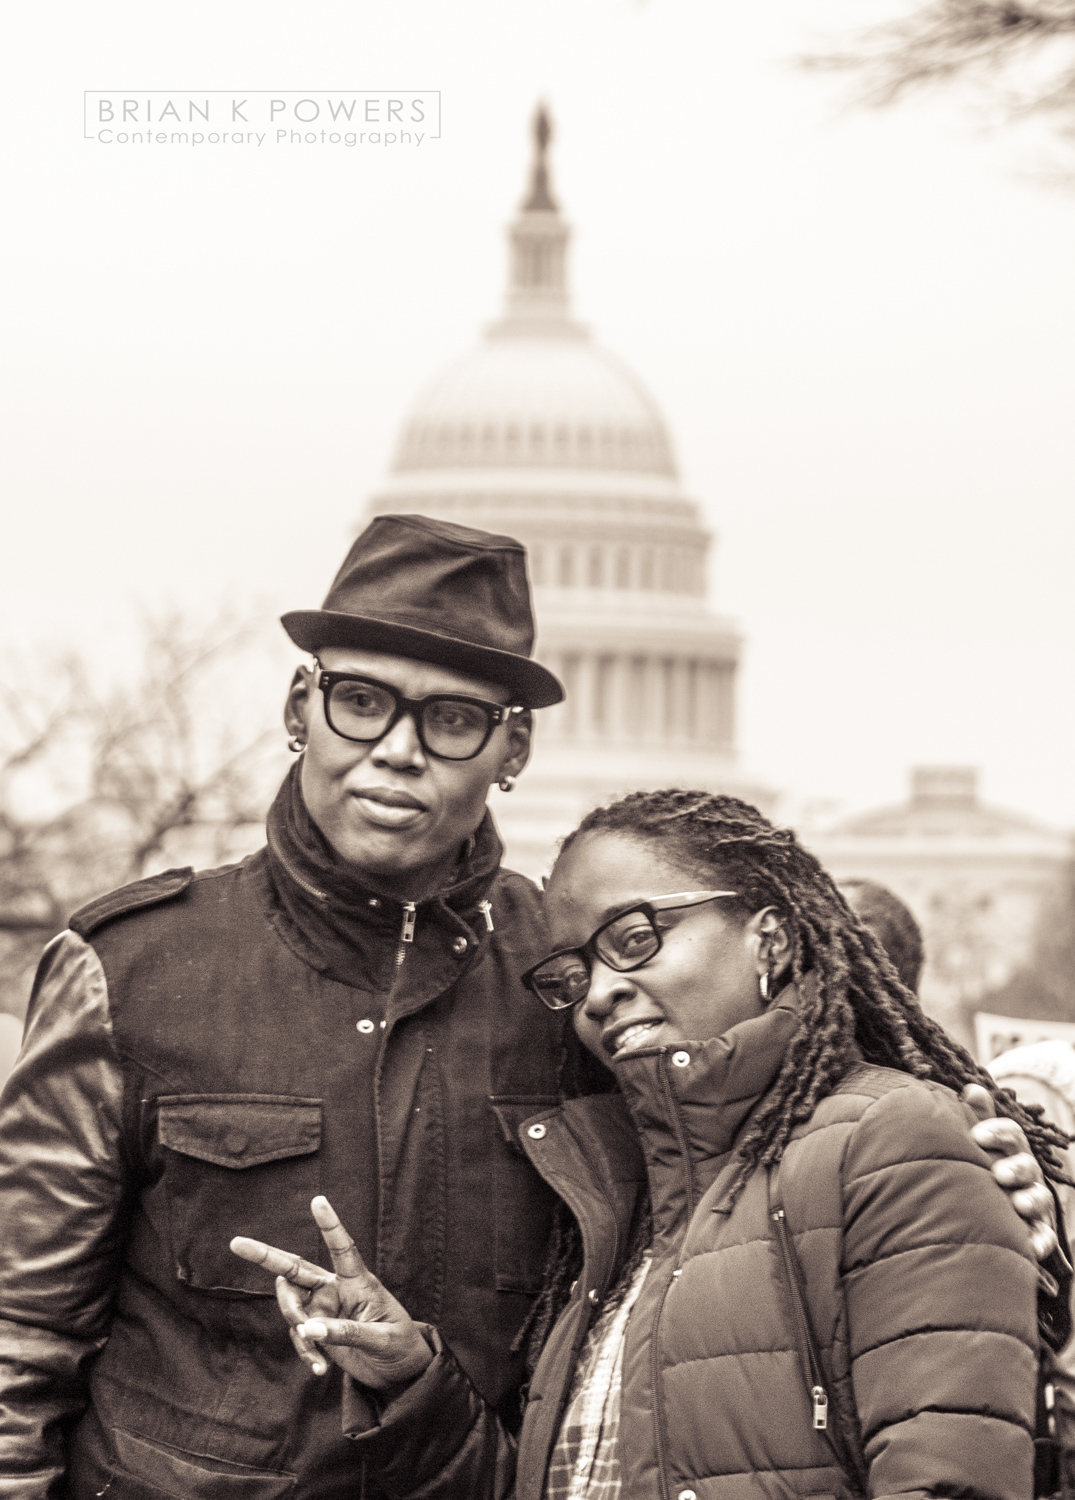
<box><xmin>282</xmin><ymin>514</ymin><xmax>564</xmax><ymax>709</ymax></box>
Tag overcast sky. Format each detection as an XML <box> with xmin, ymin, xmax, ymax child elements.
<box><xmin>2</xmin><ymin>0</ymin><xmax>1074</xmax><ymax>829</ymax></box>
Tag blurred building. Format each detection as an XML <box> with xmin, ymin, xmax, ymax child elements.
<box><xmin>806</xmin><ymin>766</ymin><xmax>1073</xmax><ymax>1046</ymax></box>
<box><xmin>365</xmin><ymin>110</ymin><xmax>756</xmax><ymax>878</ymax></box>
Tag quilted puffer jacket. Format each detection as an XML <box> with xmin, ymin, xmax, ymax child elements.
<box><xmin>350</xmin><ymin>995</ymin><xmax>1040</xmax><ymax>1500</ymax></box>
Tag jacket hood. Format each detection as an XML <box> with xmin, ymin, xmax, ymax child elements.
<box><xmin>608</xmin><ymin>994</ymin><xmax>801</xmax><ymax>1246</ymax></box>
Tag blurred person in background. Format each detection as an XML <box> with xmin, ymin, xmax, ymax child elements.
<box><xmin>991</xmin><ymin>1039</ymin><xmax>1075</xmax><ymax>1496</ymax></box>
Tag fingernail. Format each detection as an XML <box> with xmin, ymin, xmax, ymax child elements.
<box><xmin>301</xmin><ymin>1320</ymin><xmax>328</xmax><ymax>1338</ymax></box>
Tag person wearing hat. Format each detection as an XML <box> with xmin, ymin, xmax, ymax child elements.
<box><xmin>0</xmin><ymin>516</ymin><xmax>575</xmax><ymax>1500</ymax></box>
<box><xmin>0</xmin><ymin>516</ymin><xmax>1059</xmax><ymax>1500</ymax></box>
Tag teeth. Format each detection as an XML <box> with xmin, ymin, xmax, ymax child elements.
<box><xmin>612</xmin><ymin>1022</ymin><xmax>659</xmax><ymax>1055</ymax></box>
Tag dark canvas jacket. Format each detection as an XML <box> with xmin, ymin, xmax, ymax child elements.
<box><xmin>352</xmin><ymin>998</ymin><xmax>1041</xmax><ymax>1500</ymax></box>
<box><xmin>0</xmin><ymin>797</ymin><xmax>566</xmax><ymax>1500</ymax></box>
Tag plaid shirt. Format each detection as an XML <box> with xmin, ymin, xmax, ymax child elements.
<box><xmin>543</xmin><ymin>1255</ymin><xmax>652</xmax><ymax>1500</ymax></box>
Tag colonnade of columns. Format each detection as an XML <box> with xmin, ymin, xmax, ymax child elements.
<box><xmin>530</xmin><ymin>539</ymin><xmax>705</xmax><ymax>596</ymax></box>
<box><xmin>537</xmin><ymin>649</ymin><xmax>735</xmax><ymax>749</ymax></box>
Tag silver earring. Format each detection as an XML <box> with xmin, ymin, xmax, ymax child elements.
<box><xmin>287</xmin><ymin>735</ymin><xmax>306</xmax><ymax>754</ymax></box>
<box><xmin>759</xmin><ymin>972</ymin><xmax>770</xmax><ymax>1002</ymax></box>
<box><xmin>498</xmin><ymin>775</ymin><xmax>516</xmax><ymax>793</ymax></box>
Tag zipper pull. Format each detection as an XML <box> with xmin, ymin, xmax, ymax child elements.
<box><xmin>772</xmin><ymin>1208</ymin><xmax>784</xmax><ymax>1224</ymax></box>
<box><xmin>400</xmin><ymin>902</ymin><xmax>417</xmax><ymax>944</ymax></box>
<box><xmin>812</xmin><ymin>1385</ymin><xmax>828</xmax><ymax>1430</ymax></box>
<box><xmin>479</xmin><ymin>900</ymin><xmax>494</xmax><ymax>933</ymax></box>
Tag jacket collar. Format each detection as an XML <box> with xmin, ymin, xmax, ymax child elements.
<box><xmin>547</xmin><ymin>995</ymin><xmax>801</xmax><ymax>1253</ymax></box>
<box><xmin>259</xmin><ymin>763</ymin><xmax>504</xmax><ymax>992</ymax></box>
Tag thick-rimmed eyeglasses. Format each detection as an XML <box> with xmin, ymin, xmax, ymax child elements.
<box><xmin>317</xmin><ymin>669</ymin><xmax>523</xmax><ymax>762</ymax></box>
<box><xmin>521</xmin><ymin>890</ymin><xmax>739</xmax><ymax>1011</ymax></box>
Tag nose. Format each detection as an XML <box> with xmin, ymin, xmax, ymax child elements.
<box><xmin>579</xmin><ymin>961</ymin><xmax>635</xmax><ymax>1023</ymax></box>
<box><xmin>370</xmin><ymin>712</ymin><xmax>427</xmax><ymax>772</ymax></box>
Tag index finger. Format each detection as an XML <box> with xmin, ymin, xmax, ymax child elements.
<box><xmin>230</xmin><ymin>1236</ymin><xmax>338</xmax><ymax>1289</ymax></box>
<box><xmin>310</xmin><ymin>1197</ymin><xmax>368</xmax><ymax>1279</ymax></box>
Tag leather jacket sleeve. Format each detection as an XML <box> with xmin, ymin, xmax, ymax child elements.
<box><xmin>0</xmin><ymin>931</ymin><xmax>130</xmax><ymax>1496</ymax></box>
<box><xmin>343</xmin><ymin>1327</ymin><xmax>516</xmax><ymax>1500</ymax></box>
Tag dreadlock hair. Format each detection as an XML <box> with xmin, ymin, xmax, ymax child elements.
<box><xmin>560</xmin><ymin>789</ymin><xmax>1071</xmax><ymax>1200</ymax></box>
<box><xmin>512</xmin><ymin>787</ymin><xmax>1070</xmax><ymax>1374</ymax></box>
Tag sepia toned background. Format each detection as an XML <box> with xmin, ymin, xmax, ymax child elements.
<box><xmin>1</xmin><ymin>0</ymin><xmax>1073</xmax><ymax>1051</ymax></box>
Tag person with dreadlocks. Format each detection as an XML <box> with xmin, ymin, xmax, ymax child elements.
<box><xmin>232</xmin><ymin>789</ymin><xmax>1068</xmax><ymax>1500</ymax></box>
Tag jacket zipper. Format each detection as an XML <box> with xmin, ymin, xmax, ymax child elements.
<box><xmin>478</xmin><ymin>900</ymin><xmax>494</xmax><ymax>932</ymax></box>
<box><xmin>771</xmin><ymin>1207</ymin><xmax>829</xmax><ymax>1429</ymax></box>
<box><xmin>648</xmin><ymin>1056</ymin><xmax>699</xmax><ymax>1500</ymax></box>
<box><xmin>395</xmin><ymin>902</ymin><xmax>417</xmax><ymax>967</ymax></box>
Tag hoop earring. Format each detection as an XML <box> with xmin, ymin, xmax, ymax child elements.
<box><xmin>759</xmin><ymin>971</ymin><xmax>770</xmax><ymax>1003</ymax></box>
<box><xmin>498</xmin><ymin>775</ymin><xmax>516</xmax><ymax>793</ymax></box>
<box><xmin>287</xmin><ymin>735</ymin><xmax>306</xmax><ymax>754</ymax></box>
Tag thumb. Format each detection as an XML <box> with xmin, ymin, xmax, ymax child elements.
<box><xmin>961</xmin><ymin>1083</ymin><xmax>996</xmax><ymax>1124</ymax></box>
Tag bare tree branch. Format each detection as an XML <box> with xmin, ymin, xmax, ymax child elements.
<box><xmin>805</xmin><ymin>0</ymin><xmax>1075</xmax><ymax>138</ymax></box>
<box><xmin>0</xmin><ymin>612</ymin><xmax>287</xmax><ymax>1020</ymax></box>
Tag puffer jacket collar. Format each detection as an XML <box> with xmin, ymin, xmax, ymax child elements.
<box><xmin>609</xmin><ymin>996</ymin><xmax>801</xmax><ymax>1248</ymax></box>
<box><xmin>260</xmin><ymin>762</ymin><xmax>504</xmax><ymax>1001</ymax></box>
<box><xmin>522</xmin><ymin>992</ymin><xmax>803</xmax><ymax>1269</ymax></box>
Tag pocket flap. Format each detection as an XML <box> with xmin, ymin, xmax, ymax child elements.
<box><xmin>157</xmin><ymin>1094</ymin><xmax>322</xmax><ymax>1169</ymax></box>
<box><xmin>489</xmin><ymin>1096</ymin><xmax>558</xmax><ymax>1155</ymax></box>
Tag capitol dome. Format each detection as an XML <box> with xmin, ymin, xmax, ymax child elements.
<box><xmin>367</xmin><ymin>108</ymin><xmax>749</xmax><ymax>877</ymax></box>
<box><xmin>394</xmin><ymin>338</ymin><xmax>676</xmax><ymax>478</ymax></box>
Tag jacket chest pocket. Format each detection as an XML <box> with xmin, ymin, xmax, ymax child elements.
<box><xmin>156</xmin><ymin>1094</ymin><xmax>323</xmax><ymax>1296</ymax></box>
<box><xmin>489</xmin><ymin>1097</ymin><xmax>559</xmax><ymax>1294</ymax></box>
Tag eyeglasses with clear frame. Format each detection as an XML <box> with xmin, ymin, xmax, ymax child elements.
<box><xmin>521</xmin><ymin>889</ymin><xmax>740</xmax><ymax>1011</ymax></box>
<box><xmin>316</xmin><ymin>667</ymin><xmax>524</xmax><ymax>762</ymax></box>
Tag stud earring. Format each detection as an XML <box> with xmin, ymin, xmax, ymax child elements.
<box><xmin>498</xmin><ymin>775</ymin><xmax>516</xmax><ymax>793</ymax></box>
<box><xmin>287</xmin><ymin>735</ymin><xmax>306</xmax><ymax>753</ymax></box>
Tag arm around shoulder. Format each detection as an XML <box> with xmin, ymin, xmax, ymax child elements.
<box><xmin>841</xmin><ymin>1080</ymin><xmax>1039</xmax><ymax>1500</ymax></box>
<box><xmin>0</xmin><ymin>930</ymin><xmax>131</xmax><ymax>1493</ymax></box>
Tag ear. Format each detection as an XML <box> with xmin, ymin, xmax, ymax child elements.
<box><xmin>494</xmin><ymin>708</ymin><xmax>533</xmax><ymax>783</ymax></box>
<box><xmin>284</xmin><ymin>663</ymin><xmax>317</xmax><ymax>739</ymax></box>
<box><xmin>747</xmin><ymin>906</ymin><xmax>793</xmax><ymax>981</ymax></box>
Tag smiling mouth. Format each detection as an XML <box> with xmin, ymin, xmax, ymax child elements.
<box><xmin>603</xmin><ymin>1020</ymin><xmax>662</xmax><ymax>1059</ymax></box>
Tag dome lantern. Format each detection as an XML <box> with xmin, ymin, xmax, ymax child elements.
<box><xmin>366</xmin><ymin>107</ymin><xmax>754</xmax><ymax>877</ymax></box>
<box><xmin>490</xmin><ymin>104</ymin><xmax>580</xmax><ymax>338</ymax></box>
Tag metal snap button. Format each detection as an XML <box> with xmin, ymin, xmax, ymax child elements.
<box><xmin>223</xmin><ymin>1131</ymin><xmax>248</xmax><ymax>1155</ymax></box>
<box><xmin>527</xmin><ymin>1122</ymin><xmax>547</xmax><ymax>1140</ymax></box>
<box><xmin>671</xmin><ymin>1050</ymin><xmax>691</xmax><ymax>1068</ymax></box>
<box><xmin>367</xmin><ymin>897</ymin><xmax>381</xmax><ymax>908</ymax></box>
<box><xmin>678</xmin><ymin>1490</ymin><xmax>698</xmax><ymax>1500</ymax></box>
<box><xmin>451</xmin><ymin>936</ymin><xmax>468</xmax><ymax>955</ymax></box>
<box><xmin>588</xmin><ymin>1288</ymin><xmax>601</xmax><ymax>1306</ymax></box>
<box><xmin>356</xmin><ymin>1019</ymin><xmax>375</xmax><ymax>1034</ymax></box>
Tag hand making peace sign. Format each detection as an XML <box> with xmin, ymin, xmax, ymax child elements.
<box><xmin>230</xmin><ymin>1196</ymin><xmax>433</xmax><ymax>1390</ymax></box>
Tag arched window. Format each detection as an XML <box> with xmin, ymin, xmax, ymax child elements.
<box><xmin>588</xmin><ymin>545</ymin><xmax>603</xmax><ymax>588</ymax></box>
<box><xmin>615</xmin><ymin>546</ymin><xmax>631</xmax><ymax>589</ymax></box>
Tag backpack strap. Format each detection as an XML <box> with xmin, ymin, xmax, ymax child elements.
<box><xmin>766</xmin><ymin>1166</ymin><xmax>866</xmax><ymax>1494</ymax></box>
<box><xmin>69</xmin><ymin>867</ymin><xmax>194</xmax><ymax>940</ymax></box>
